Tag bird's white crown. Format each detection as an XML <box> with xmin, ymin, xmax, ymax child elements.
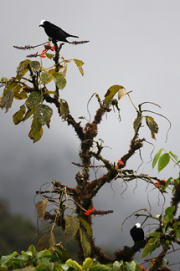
<box><xmin>39</xmin><ymin>20</ymin><xmax>46</xmax><ymax>26</ymax></box>
<box><xmin>135</xmin><ymin>223</ymin><xmax>141</xmax><ymax>228</ymax></box>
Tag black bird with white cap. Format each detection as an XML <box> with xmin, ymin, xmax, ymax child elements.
<box><xmin>39</xmin><ymin>20</ymin><xmax>79</xmax><ymax>43</ymax></box>
<box><xmin>130</xmin><ymin>223</ymin><xmax>144</xmax><ymax>244</ymax></box>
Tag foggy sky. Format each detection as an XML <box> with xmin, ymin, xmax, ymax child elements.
<box><xmin>1</xmin><ymin>1</ymin><xmax>180</xmax><ymax>267</ymax></box>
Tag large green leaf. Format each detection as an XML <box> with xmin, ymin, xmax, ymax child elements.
<box><xmin>54</xmin><ymin>246</ymin><xmax>72</xmax><ymax>262</ymax></box>
<box><xmin>165</xmin><ymin>206</ymin><xmax>175</xmax><ymax>215</ymax></box>
<box><xmin>26</xmin><ymin>92</ymin><xmax>43</xmax><ymax>109</ymax></box>
<box><xmin>142</xmin><ymin>238</ymin><xmax>160</xmax><ymax>258</ymax></box>
<box><xmin>104</xmin><ymin>85</ymin><xmax>125</xmax><ymax>106</ymax></box>
<box><xmin>145</xmin><ymin>116</ymin><xmax>159</xmax><ymax>139</ymax></box>
<box><xmin>158</xmin><ymin>153</ymin><xmax>170</xmax><ymax>172</ymax></box>
<box><xmin>52</xmin><ymin>72</ymin><xmax>66</xmax><ymax>89</ymax></box>
<box><xmin>35</xmin><ymin>104</ymin><xmax>53</xmax><ymax>127</ymax></box>
<box><xmin>13</xmin><ymin>105</ymin><xmax>26</xmax><ymax>125</ymax></box>
<box><xmin>65</xmin><ymin>215</ymin><xmax>80</xmax><ymax>243</ymax></box>
<box><xmin>152</xmin><ymin>148</ymin><xmax>163</xmax><ymax>168</ymax></box>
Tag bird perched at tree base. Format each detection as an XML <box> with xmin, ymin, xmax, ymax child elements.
<box><xmin>130</xmin><ymin>223</ymin><xmax>144</xmax><ymax>244</ymax></box>
<box><xmin>39</xmin><ymin>20</ymin><xmax>79</xmax><ymax>43</ymax></box>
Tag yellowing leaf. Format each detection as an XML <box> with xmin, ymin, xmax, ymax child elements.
<box><xmin>145</xmin><ymin>116</ymin><xmax>159</xmax><ymax>139</ymax></box>
<box><xmin>104</xmin><ymin>85</ymin><xmax>125</xmax><ymax>105</ymax></box>
<box><xmin>13</xmin><ymin>105</ymin><xmax>26</xmax><ymax>125</ymax></box>
<box><xmin>77</xmin><ymin>216</ymin><xmax>92</xmax><ymax>237</ymax></box>
<box><xmin>37</xmin><ymin>232</ymin><xmax>56</xmax><ymax>252</ymax></box>
<box><xmin>60</xmin><ymin>99</ymin><xmax>70</xmax><ymax>116</ymax></box>
<box><xmin>79</xmin><ymin>226</ymin><xmax>91</xmax><ymax>258</ymax></box>
<box><xmin>133</xmin><ymin>115</ymin><xmax>143</xmax><ymax>133</ymax></box>
<box><xmin>41</xmin><ymin>72</ymin><xmax>52</xmax><ymax>84</ymax></box>
<box><xmin>118</xmin><ymin>88</ymin><xmax>127</xmax><ymax>100</ymax></box>
<box><xmin>35</xmin><ymin>199</ymin><xmax>48</xmax><ymax>220</ymax></box>
<box><xmin>0</xmin><ymin>89</ymin><xmax>14</xmax><ymax>112</ymax></box>
<box><xmin>65</xmin><ymin>259</ymin><xmax>82</xmax><ymax>271</ymax></box>
<box><xmin>16</xmin><ymin>59</ymin><xmax>31</xmax><ymax>80</ymax></box>
<box><xmin>73</xmin><ymin>59</ymin><xmax>84</xmax><ymax>76</ymax></box>
<box><xmin>28</xmin><ymin>116</ymin><xmax>43</xmax><ymax>142</ymax></box>
<box><xmin>65</xmin><ymin>215</ymin><xmax>80</xmax><ymax>243</ymax></box>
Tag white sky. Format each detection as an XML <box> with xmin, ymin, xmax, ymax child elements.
<box><xmin>1</xmin><ymin>1</ymin><xmax>180</xmax><ymax>264</ymax></box>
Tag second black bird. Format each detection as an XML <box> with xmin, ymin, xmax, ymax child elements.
<box><xmin>39</xmin><ymin>20</ymin><xmax>79</xmax><ymax>43</ymax></box>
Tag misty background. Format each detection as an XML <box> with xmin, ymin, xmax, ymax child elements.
<box><xmin>1</xmin><ymin>0</ymin><xmax>180</xmax><ymax>267</ymax></box>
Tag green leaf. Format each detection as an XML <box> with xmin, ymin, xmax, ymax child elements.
<box><xmin>54</xmin><ymin>246</ymin><xmax>72</xmax><ymax>262</ymax></box>
<box><xmin>73</xmin><ymin>59</ymin><xmax>84</xmax><ymax>76</ymax></box>
<box><xmin>77</xmin><ymin>216</ymin><xmax>92</xmax><ymax>237</ymax></box>
<box><xmin>176</xmin><ymin>229</ymin><xmax>180</xmax><ymax>240</ymax></box>
<box><xmin>13</xmin><ymin>105</ymin><xmax>26</xmax><ymax>125</ymax></box>
<box><xmin>16</xmin><ymin>59</ymin><xmax>31</xmax><ymax>80</ymax></box>
<box><xmin>35</xmin><ymin>199</ymin><xmax>48</xmax><ymax>220</ymax></box>
<box><xmin>113</xmin><ymin>261</ymin><xmax>123</xmax><ymax>271</ymax></box>
<box><xmin>41</xmin><ymin>72</ymin><xmax>52</xmax><ymax>84</ymax></box>
<box><xmin>60</xmin><ymin>99</ymin><xmax>70</xmax><ymax>115</ymax></box>
<box><xmin>158</xmin><ymin>153</ymin><xmax>170</xmax><ymax>173</ymax></box>
<box><xmin>142</xmin><ymin>238</ymin><xmax>160</xmax><ymax>258</ymax></box>
<box><xmin>35</xmin><ymin>104</ymin><xmax>53</xmax><ymax>127</ymax></box>
<box><xmin>152</xmin><ymin>148</ymin><xmax>163</xmax><ymax>168</ymax></box>
<box><xmin>65</xmin><ymin>259</ymin><xmax>82</xmax><ymax>271</ymax></box>
<box><xmin>0</xmin><ymin>252</ymin><xmax>18</xmax><ymax>268</ymax></box>
<box><xmin>145</xmin><ymin>116</ymin><xmax>159</xmax><ymax>139</ymax></box>
<box><xmin>45</xmin><ymin>53</ymin><xmax>54</xmax><ymax>59</ymax></box>
<box><xmin>65</xmin><ymin>215</ymin><xmax>80</xmax><ymax>243</ymax></box>
<box><xmin>126</xmin><ymin>261</ymin><xmax>137</xmax><ymax>271</ymax></box>
<box><xmin>28</xmin><ymin>116</ymin><xmax>43</xmax><ymax>142</ymax></box>
<box><xmin>169</xmin><ymin>151</ymin><xmax>178</xmax><ymax>162</ymax></box>
<box><xmin>165</xmin><ymin>206</ymin><xmax>175</xmax><ymax>215</ymax></box>
<box><xmin>79</xmin><ymin>226</ymin><xmax>91</xmax><ymax>258</ymax></box>
<box><xmin>31</xmin><ymin>61</ymin><xmax>41</xmax><ymax>70</ymax></box>
<box><xmin>82</xmin><ymin>258</ymin><xmax>93</xmax><ymax>270</ymax></box>
<box><xmin>147</xmin><ymin>232</ymin><xmax>161</xmax><ymax>238</ymax></box>
<box><xmin>0</xmin><ymin>77</ymin><xmax>7</xmax><ymax>82</ymax></box>
<box><xmin>28</xmin><ymin>245</ymin><xmax>37</xmax><ymax>257</ymax></box>
<box><xmin>104</xmin><ymin>85</ymin><xmax>125</xmax><ymax>106</ymax></box>
<box><xmin>26</xmin><ymin>92</ymin><xmax>43</xmax><ymax>109</ymax></box>
<box><xmin>37</xmin><ymin>232</ymin><xmax>56</xmax><ymax>252</ymax></box>
<box><xmin>52</xmin><ymin>72</ymin><xmax>66</xmax><ymax>89</ymax></box>
<box><xmin>89</xmin><ymin>265</ymin><xmax>112</xmax><ymax>271</ymax></box>
<box><xmin>0</xmin><ymin>89</ymin><xmax>14</xmax><ymax>112</ymax></box>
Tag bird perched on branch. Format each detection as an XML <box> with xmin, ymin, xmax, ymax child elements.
<box><xmin>130</xmin><ymin>223</ymin><xmax>144</xmax><ymax>243</ymax></box>
<box><xmin>39</xmin><ymin>20</ymin><xmax>79</xmax><ymax>43</ymax></box>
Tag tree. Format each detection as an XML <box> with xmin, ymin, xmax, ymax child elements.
<box><xmin>0</xmin><ymin>38</ymin><xmax>180</xmax><ymax>271</ymax></box>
